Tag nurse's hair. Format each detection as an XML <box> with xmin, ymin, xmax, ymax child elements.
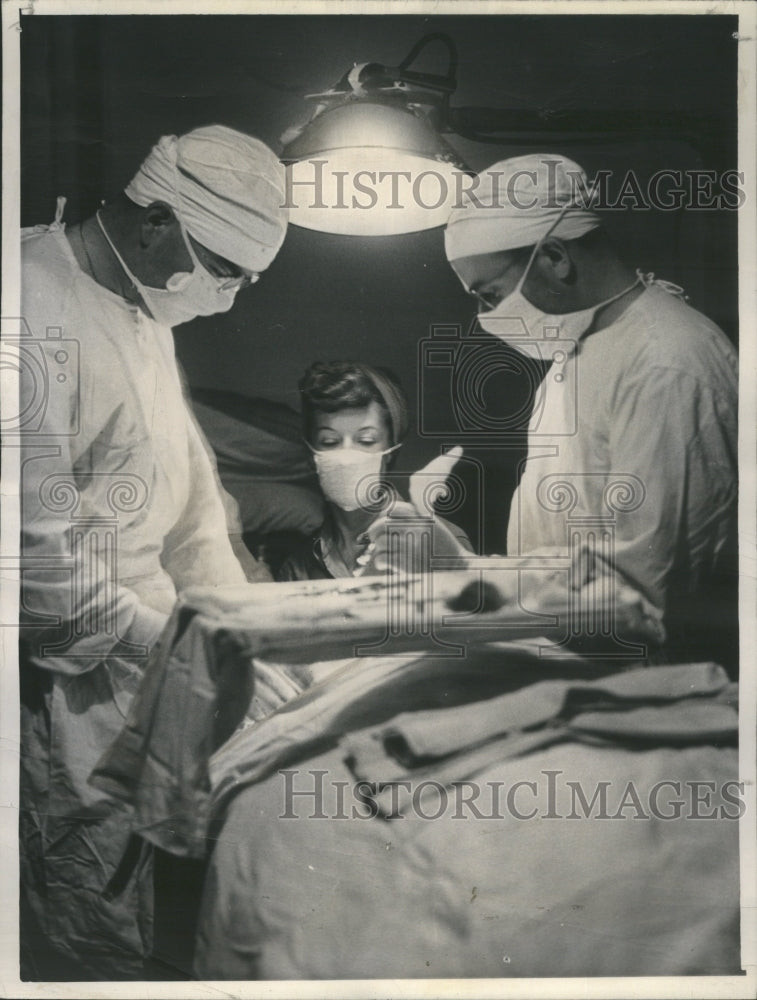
<box><xmin>299</xmin><ymin>361</ymin><xmax>409</xmax><ymax>448</ymax></box>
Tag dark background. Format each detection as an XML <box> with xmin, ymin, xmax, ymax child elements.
<box><xmin>20</xmin><ymin>14</ymin><xmax>739</xmax><ymax>553</ymax></box>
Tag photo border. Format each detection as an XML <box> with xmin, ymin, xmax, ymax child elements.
<box><xmin>2</xmin><ymin>2</ymin><xmax>754</xmax><ymax>997</ymax></box>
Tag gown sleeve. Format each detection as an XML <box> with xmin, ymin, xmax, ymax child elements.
<box><xmin>606</xmin><ymin>363</ymin><xmax>737</xmax><ymax>618</ymax></box>
<box><xmin>19</xmin><ymin>326</ymin><xmax>168</xmax><ymax>671</ymax></box>
<box><xmin>159</xmin><ymin>409</ymin><xmax>249</xmax><ymax>590</ymax></box>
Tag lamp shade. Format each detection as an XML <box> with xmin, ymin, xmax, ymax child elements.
<box><xmin>281</xmin><ymin>102</ymin><xmax>471</xmax><ymax>237</ymax></box>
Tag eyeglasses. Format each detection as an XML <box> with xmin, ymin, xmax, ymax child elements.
<box><xmin>217</xmin><ymin>272</ymin><xmax>260</xmax><ymax>293</ymax></box>
<box><xmin>188</xmin><ymin>233</ymin><xmax>259</xmax><ymax>292</ymax></box>
<box><xmin>467</xmin><ymin>287</ymin><xmax>501</xmax><ymax>312</ymax></box>
<box><xmin>464</xmin><ymin>254</ymin><xmax>530</xmax><ymax>312</ymax></box>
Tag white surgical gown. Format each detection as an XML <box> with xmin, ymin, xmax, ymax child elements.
<box><xmin>18</xmin><ymin>222</ymin><xmax>246</xmax><ymax>979</ymax></box>
<box><xmin>507</xmin><ymin>282</ymin><xmax>738</xmax><ymax>664</ymax></box>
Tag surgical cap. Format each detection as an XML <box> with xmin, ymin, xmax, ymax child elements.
<box><xmin>361</xmin><ymin>364</ymin><xmax>409</xmax><ymax>447</ymax></box>
<box><xmin>125</xmin><ymin>125</ymin><xmax>288</xmax><ymax>272</ymax></box>
<box><xmin>445</xmin><ymin>154</ymin><xmax>601</xmax><ymax>262</ymax></box>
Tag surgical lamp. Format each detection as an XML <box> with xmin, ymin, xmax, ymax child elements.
<box><xmin>280</xmin><ymin>34</ymin><xmax>468</xmax><ymax>237</ymax></box>
<box><xmin>280</xmin><ymin>32</ymin><xmax>723</xmax><ymax>237</ymax></box>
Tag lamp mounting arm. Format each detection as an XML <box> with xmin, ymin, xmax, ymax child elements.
<box><xmin>304</xmin><ymin>33</ymin><xmax>458</xmax><ymax>109</ymax></box>
<box><xmin>395</xmin><ymin>32</ymin><xmax>458</xmax><ymax>96</ymax></box>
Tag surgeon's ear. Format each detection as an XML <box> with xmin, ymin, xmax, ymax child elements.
<box><xmin>140</xmin><ymin>202</ymin><xmax>179</xmax><ymax>247</ymax></box>
<box><xmin>538</xmin><ymin>237</ymin><xmax>574</xmax><ymax>283</ymax></box>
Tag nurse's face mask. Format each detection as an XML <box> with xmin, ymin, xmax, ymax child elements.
<box><xmin>466</xmin><ymin>204</ymin><xmax>639</xmax><ymax>359</ymax></box>
<box><xmin>97</xmin><ymin>210</ymin><xmax>256</xmax><ymax>328</ymax></box>
<box><xmin>309</xmin><ymin>403</ymin><xmax>399</xmax><ymax>512</ymax></box>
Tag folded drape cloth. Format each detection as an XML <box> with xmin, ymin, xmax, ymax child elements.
<box><xmin>92</xmin><ymin>593</ymin><xmax>607</xmax><ymax>858</ymax></box>
<box><xmin>341</xmin><ymin>663</ymin><xmax>737</xmax><ymax>814</ymax></box>
<box><xmin>89</xmin><ymin>570</ymin><xmax>725</xmax><ymax>863</ymax></box>
<box><xmin>90</xmin><ymin>602</ymin><xmax>259</xmax><ymax>857</ymax></box>
<box><xmin>206</xmin><ymin>640</ymin><xmax>620</xmax><ymax>827</ymax></box>
<box><xmin>346</xmin><ymin>661</ymin><xmax>732</xmax><ymax>762</ymax></box>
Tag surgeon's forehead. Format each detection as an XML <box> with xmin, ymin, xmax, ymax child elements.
<box><xmin>451</xmin><ymin>250</ymin><xmax>520</xmax><ymax>291</ymax></box>
<box><xmin>187</xmin><ymin>232</ymin><xmax>250</xmax><ymax>277</ymax></box>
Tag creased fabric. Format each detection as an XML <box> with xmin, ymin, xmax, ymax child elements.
<box><xmin>195</xmin><ymin>739</ymin><xmax>740</xmax><ymax>980</ymax></box>
<box><xmin>341</xmin><ymin>662</ymin><xmax>736</xmax><ymax>797</ymax></box>
<box><xmin>193</xmin><ymin>654</ymin><xmax>739</xmax><ymax>979</ymax></box>
<box><xmin>91</xmin><ymin>587</ymin><xmax>607</xmax><ymax>859</ymax></box>
<box><xmin>353</xmin><ymin>660</ymin><xmax>733</xmax><ymax>762</ymax></box>
<box><xmin>90</xmin><ymin>604</ymin><xmax>256</xmax><ymax>858</ymax></box>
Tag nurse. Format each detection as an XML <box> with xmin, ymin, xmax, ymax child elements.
<box><xmin>277</xmin><ymin>361</ymin><xmax>471</xmax><ymax>580</ymax></box>
<box><xmin>19</xmin><ymin>125</ymin><xmax>288</xmax><ymax>979</ymax></box>
<box><xmin>443</xmin><ymin>154</ymin><xmax>738</xmax><ymax>669</ymax></box>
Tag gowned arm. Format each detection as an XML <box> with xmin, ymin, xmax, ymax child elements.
<box><xmin>20</xmin><ymin>380</ymin><xmax>167</xmax><ymax>671</ymax></box>
<box><xmin>606</xmin><ymin>366</ymin><xmax>736</xmax><ymax>618</ymax></box>
<box><xmin>160</xmin><ymin>414</ymin><xmax>248</xmax><ymax>591</ymax></box>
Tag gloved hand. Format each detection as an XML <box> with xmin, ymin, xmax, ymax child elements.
<box><xmin>357</xmin><ymin>501</ymin><xmax>471</xmax><ymax>576</ymax></box>
<box><xmin>229</xmin><ymin>532</ymin><xmax>274</xmax><ymax>583</ymax></box>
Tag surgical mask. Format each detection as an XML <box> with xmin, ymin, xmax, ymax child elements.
<box><xmin>475</xmin><ymin>207</ymin><xmax>640</xmax><ymax>358</ymax></box>
<box><xmin>96</xmin><ymin>211</ymin><xmax>242</xmax><ymax>328</ymax></box>
<box><xmin>313</xmin><ymin>445</ymin><xmax>399</xmax><ymax>512</ymax></box>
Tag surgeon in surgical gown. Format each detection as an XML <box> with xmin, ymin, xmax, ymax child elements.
<box><xmin>443</xmin><ymin>154</ymin><xmax>738</xmax><ymax>670</ymax></box>
<box><xmin>18</xmin><ymin>125</ymin><xmax>288</xmax><ymax>979</ymax></box>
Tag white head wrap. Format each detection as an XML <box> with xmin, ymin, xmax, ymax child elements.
<box><xmin>125</xmin><ymin>125</ymin><xmax>288</xmax><ymax>272</ymax></box>
<box><xmin>445</xmin><ymin>154</ymin><xmax>601</xmax><ymax>262</ymax></box>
